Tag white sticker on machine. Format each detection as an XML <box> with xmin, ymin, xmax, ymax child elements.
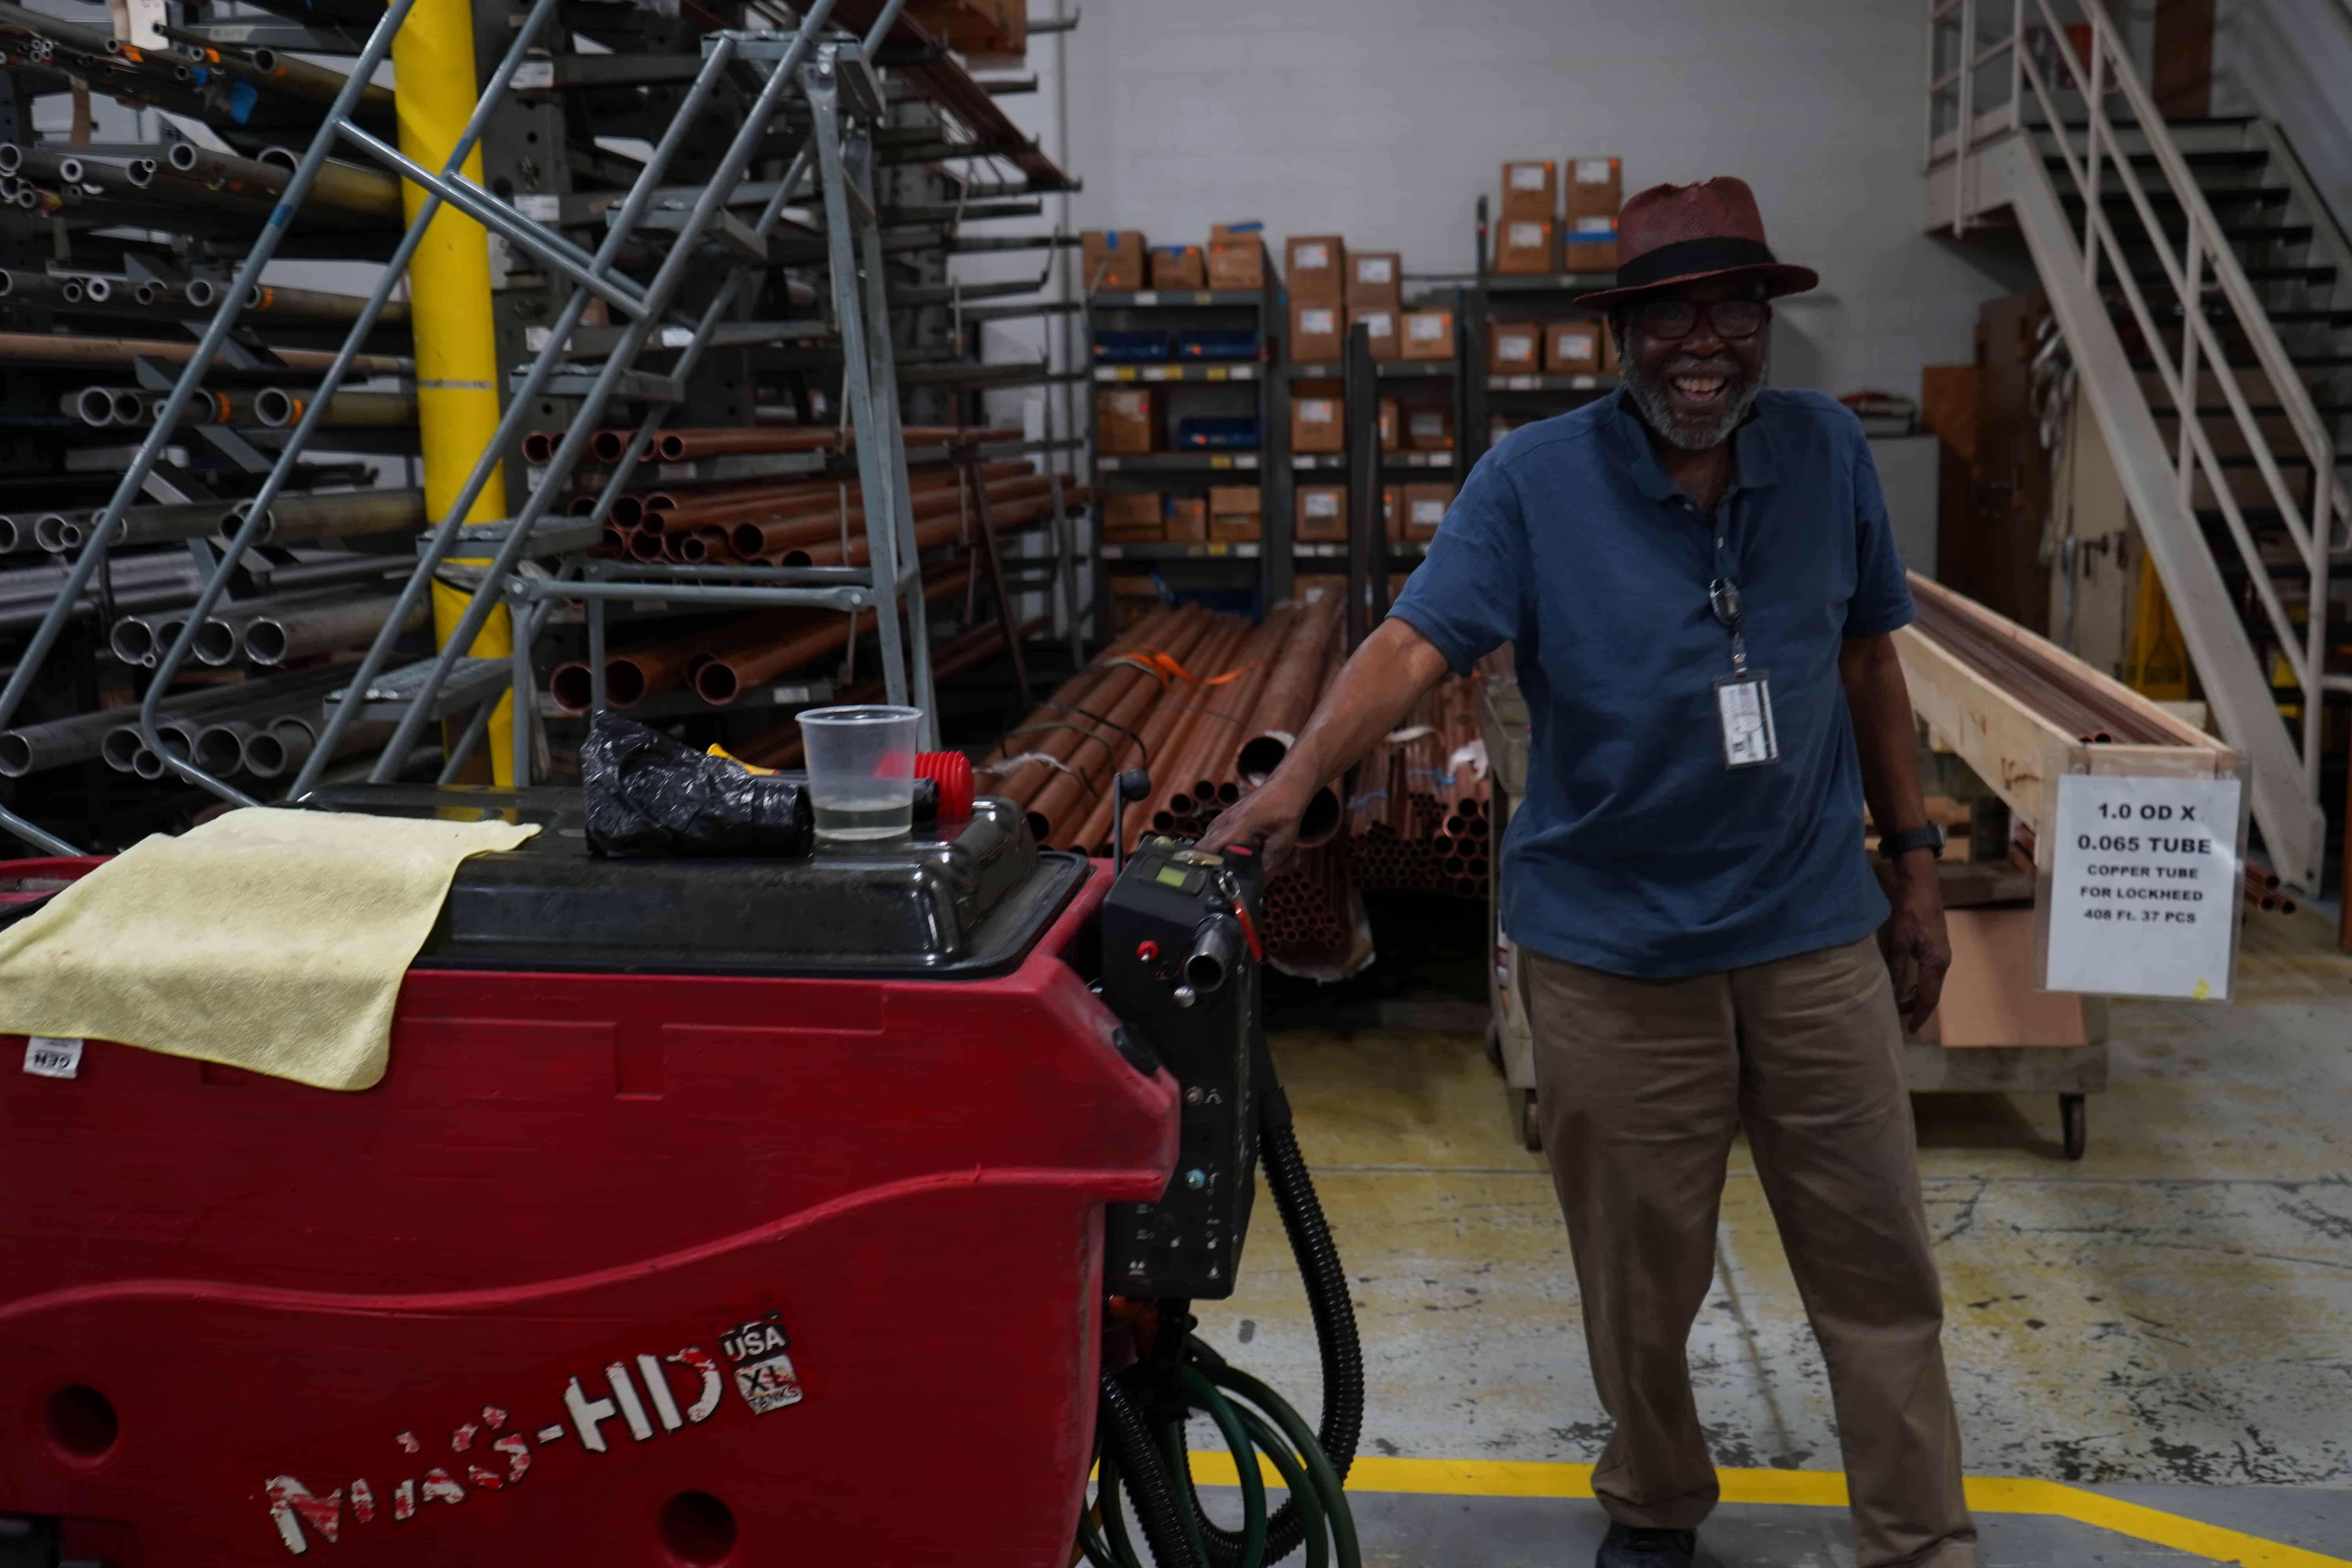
<box><xmin>721</xmin><ymin>1315</ymin><xmax>805</xmax><ymax>1415</ymax></box>
<box><xmin>22</xmin><ymin>1036</ymin><xmax>81</xmax><ymax>1078</ymax></box>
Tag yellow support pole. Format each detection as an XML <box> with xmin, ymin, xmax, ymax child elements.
<box><xmin>394</xmin><ymin>0</ymin><xmax>516</xmax><ymax>783</ymax></box>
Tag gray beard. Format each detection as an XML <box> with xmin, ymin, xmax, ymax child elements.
<box><xmin>1622</xmin><ymin>327</ymin><xmax>1769</xmax><ymax>451</ymax></box>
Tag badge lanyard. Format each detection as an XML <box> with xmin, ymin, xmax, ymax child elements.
<box><xmin>1708</xmin><ymin>505</ymin><xmax>1779</xmax><ymax>769</ymax></box>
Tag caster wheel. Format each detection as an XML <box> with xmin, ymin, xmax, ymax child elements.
<box><xmin>1514</xmin><ymin>1087</ymin><xmax>1542</xmax><ymax>1152</ymax></box>
<box><xmin>2060</xmin><ymin>1094</ymin><xmax>2087</xmax><ymax>1161</ymax></box>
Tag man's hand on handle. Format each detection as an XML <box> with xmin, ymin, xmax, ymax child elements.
<box><xmin>1199</xmin><ymin>777</ymin><xmax>1309</xmax><ymax>873</ymax></box>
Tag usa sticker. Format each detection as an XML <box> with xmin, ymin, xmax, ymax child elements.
<box><xmin>721</xmin><ymin>1314</ymin><xmax>803</xmax><ymax>1415</ymax></box>
<box><xmin>22</xmin><ymin>1036</ymin><xmax>82</xmax><ymax>1078</ymax></box>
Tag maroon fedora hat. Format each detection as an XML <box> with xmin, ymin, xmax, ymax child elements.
<box><xmin>1573</xmin><ymin>176</ymin><xmax>1818</xmax><ymax>310</ymax></box>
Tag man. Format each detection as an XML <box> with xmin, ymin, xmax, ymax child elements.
<box><xmin>1203</xmin><ymin>179</ymin><xmax>1976</xmax><ymax>1568</ymax></box>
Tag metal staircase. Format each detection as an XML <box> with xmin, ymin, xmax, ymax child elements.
<box><xmin>1925</xmin><ymin>0</ymin><xmax>2348</xmax><ymax>893</ymax></box>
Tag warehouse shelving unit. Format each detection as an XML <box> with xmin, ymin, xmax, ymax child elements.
<box><xmin>1084</xmin><ymin>281</ymin><xmax>1285</xmax><ymax>618</ymax></box>
<box><xmin>0</xmin><ymin>0</ymin><xmax>1094</xmax><ymax>853</ymax></box>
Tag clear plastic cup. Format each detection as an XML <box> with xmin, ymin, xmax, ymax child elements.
<box><xmin>797</xmin><ymin>704</ymin><xmax>921</xmax><ymax>840</ymax></box>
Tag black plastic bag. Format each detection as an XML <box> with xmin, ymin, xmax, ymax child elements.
<box><xmin>582</xmin><ymin>713</ymin><xmax>814</xmax><ymax>858</ymax></box>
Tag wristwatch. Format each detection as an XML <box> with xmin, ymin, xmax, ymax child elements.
<box><xmin>1878</xmin><ymin>824</ymin><xmax>1946</xmax><ymax>860</ymax></box>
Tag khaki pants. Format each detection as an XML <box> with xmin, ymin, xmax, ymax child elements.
<box><xmin>1523</xmin><ymin>936</ymin><xmax>1977</xmax><ymax>1568</ymax></box>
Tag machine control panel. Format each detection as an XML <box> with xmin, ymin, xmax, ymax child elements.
<box><xmin>1099</xmin><ymin>837</ymin><xmax>1264</xmax><ymax>1300</ymax></box>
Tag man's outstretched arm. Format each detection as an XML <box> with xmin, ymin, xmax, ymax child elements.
<box><xmin>1199</xmin><ymin>616</ymin><xmax>1454</xmax><ymax>867</ymax></box>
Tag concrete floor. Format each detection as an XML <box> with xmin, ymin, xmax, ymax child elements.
<box><xmin>1188</xmin><ymin>903</ymin><xmax>2352</xmax><ymax>1564</ymax></box>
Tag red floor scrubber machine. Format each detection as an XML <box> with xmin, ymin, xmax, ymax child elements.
<box><xmin>0</xmin><ymin>773</ymin><xmax>1362</xmax><ymax>1566</ymax></box>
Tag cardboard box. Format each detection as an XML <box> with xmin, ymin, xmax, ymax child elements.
<box><xmin>1208</xmin><ymin>483</ymin><xmax>1261</xmax><ymax>543</ymax></box>
<box><xmin>1378</xmin><ymin>396</ymin><xmax>1399</xmax><ymax>453</ymax></box>
<box><xmin>907</xmin><ymin>0</ymin><xmax>1024</xmax><ymax>57</ymax></box>
<box><xmin>1383</xmin><ymin>484</ymin><xmax>1403</xmax><ymax>543</ymax></box>
<box><xmin>1401</xmin><ymin>308</ymin><xmax>1454</xmax><ymax>361</ymax></box>
<box><xmin>1208</xmin><ymin>221</ymin><xmax>1268</xmax><ymax>290</ymax></box>
<box><xmin>1501</xmin><ymin>159</ymin><xmax>1557</xmax><ymax>222</ymax></box>
<box><xmin>1149</xmin><ymin>245</ymin><xmax>1206</xmax><ymax>290</ymax></box>
<box><xmin>1494</xmin><ymin>217</ymin><xmax>1554</xmax><ymax>275</ymax></box>
<box><xmin>1295</xmin><ymin>484</ymin><xmax>1348</xmax><ymax>543</ymax></box>
<box><xmin>1080</xmin><ymin>229</ymin><xmax>1147</xmax><ymax>292</ymax></box>
<box><xmin>1544</xmin><ymin>319</ymin><xmax>1602</xmax><ymax>374</ymax></box>
<box><xmin>1285</xmin><ymin>235</ymin><xmax>1345</xmax><ymax>303</ymax></box>
<box><xmin>1097</xmin><ymin>387</ymin><xmax>1156</xmax><ymax>453</ymax></box>
<box><xmin>1565</xmin><ymin>157</ymin><xmax>1622</xmax><ymax>271</ymax></box>
<box><xmin>1566</xmin><ymin>155</ymin><xmax>1623</xmax><ymax>220</ymax></box>
<box><xmin>1488</xmin><ymin>320</ymin><xmax>1542</xmax><ymax>375</ymax></box>
<box><xmin>1564</xmin><ymin>212</ymin><xmax>1619</xmax><ymax>272</ymax></box>
<box><xmin>1403</xmin><ymin>482</ymin><xmax>1454</xmax><ymax>542</ymax></box>
<box><xmin>1405</xmin><ymin>405</ymin><xmax>1454</xmax><ymax>452</ymax></box>
<box><xmin>1290</xmin><ymin>298</ymin><xmax>1344</xmax><ymax>363</ymax></box>
<box><xmin>1101</xmin><ymin>490</ymin><xmax>1163</xmax><ymax>543</ymax></box>
<box><xmin>1165</xmin><ymin>496</ymin><xmax>1208</xmax><ymax>543</ymax></box>
<box><xmin>1291</xmin><ymin>389</ymin><xmax>1343</xmax><ymax>454</ymax></box>
<box><xmin>1348</xmin><ymin>304</ymin><xmax>1400</xmax><ymax>362</ymax></box>
<box><xmin>1346</xmin><ymin>250</ymin><xmax>1401</xmax><ymax>310</ymax></box>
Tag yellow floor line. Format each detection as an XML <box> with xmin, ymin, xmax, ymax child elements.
<box><xmin>1183</xmin><ymin>1453</ymin><xmax>2349</xmax><ymax>1568</ymax></box>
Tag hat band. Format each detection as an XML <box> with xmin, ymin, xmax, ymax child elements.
<box><xmin>1613</xmin><ymin>235</ymin><xmax>1778</xmax><ymax>291</ymax></box>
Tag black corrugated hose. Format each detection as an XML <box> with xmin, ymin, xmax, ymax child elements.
<box><xmin>1083</xmin><ymin>1062</ymin><xmax>1365</xmax><ymax>1568</ymax></box>
<box><xmin>1094</xmin><ymin>1367</ymin><xmax>1204</xmax><ymax>1568</ymax></box>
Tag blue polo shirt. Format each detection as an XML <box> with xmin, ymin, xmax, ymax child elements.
<box><xmin>1388</xmin><ymin>387</ymin><xmax>1915</xmax><ymax>979</ymax></box>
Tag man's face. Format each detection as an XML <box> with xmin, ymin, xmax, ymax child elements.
<box><xmin>1616</xmin><ymin>279</ymin><xmax>1771</xmax><ymax>452</ymax></box>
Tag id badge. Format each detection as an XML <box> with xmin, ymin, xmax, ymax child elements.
<box><xmin>1715</xmin><ymin>670</ymin><xmax>1779</xmax><ymax>768</ymax></box>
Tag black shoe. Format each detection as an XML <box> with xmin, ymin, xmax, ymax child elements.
<box><xmin>1595</xmin><ymin>1521</ymin><xmax>1697</xmax><ymax>1568</ymax></box>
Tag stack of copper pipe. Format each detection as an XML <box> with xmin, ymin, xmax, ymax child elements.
<box><xmin>517</xmin><ymin>423</ymin><xmax>1021</xmax><ymax>468</ymax></box>
<box><xmin>1343</xmin><ymin>674</ymin><xmax>1495</xmax><ymax>902</ymax></box>
<box><xmin>980</xmin><ymin>593</ymin><xmax>1494</xmax><ymax>976</ymax></box>
<box><xmin>565</xmin><ymin>459</ymin><xmax>1080</xmax><ymax>568</ymax></box>
<box><xmin>1911</xmin><ymin>590</ymin><xmax>2177</xmax><ymax>745</ymax></box>
<box><xmin>547</xmin><ymin>562</ymin><xmax>975</xmax><ymax>713</ymax></box>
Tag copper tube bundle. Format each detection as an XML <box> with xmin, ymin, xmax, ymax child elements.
<box><xmin>547</xmin><ymin>565</ymin><xmax>974</xmax><ymax>713</ymax></box>
<box><xmin>982</xmin><ymin>594</ymin><xmax>1494</xmax><ymax>977</ymax></box>
<box><xmin>524</xmin><ymin>423</ymin><xmax>1022</xmax><ymax>467</ymax></box>
<box><xmin>578</xmin><ymin>462</ymin><xmax>1066</xmax><ymax>566</ymax></box>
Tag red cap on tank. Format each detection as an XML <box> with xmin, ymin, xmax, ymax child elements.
<box><xmin>914</xmin><ymin>750</ymin><xmax>975</xmax><ymax>819</ymax></box>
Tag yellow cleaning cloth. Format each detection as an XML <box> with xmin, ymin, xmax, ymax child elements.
<box><xmin>0</xmin><ymin>807</ymin><xmax>537</xmax><ymax>1091</ymax></box>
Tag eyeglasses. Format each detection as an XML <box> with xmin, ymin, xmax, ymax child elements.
<box><xmin>1633</xmin><ymin>297</ymin><xmax>1769</xmax><ymax>342</ymax></box>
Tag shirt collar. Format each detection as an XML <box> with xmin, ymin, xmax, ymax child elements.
<box><xmin>1602</xmin><ymin>384</ymin><xmax>1782</xmax><ymax>501</ymax></box>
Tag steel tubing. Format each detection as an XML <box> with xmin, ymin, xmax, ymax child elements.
<box><xmin>245</xmin><ymin>283</ymin><xmax>412</xmax><ymax>325</ymax></box>
<box><xmin>163</xmin><ymin>140</ymin><xmax>402</xmax><ymax>220</ymax></box>
<box><xmin>252</xmin><ymin>386</ymin><xmax>417</xmax><ymax>429</ymax></box>
<box><xmin>222</xmin><ymin>488</ymin><xmax>428</xmax><ymax>544</ymax></box>
<box><xmin>241</xmin><ymin>591</ymin><xmax>432</xmax><ymax>665</ymax></box>
<box><xmin>38</xmin><ymin>500</ymin><xmax>236</xmax><ymax>552</ymax></box>
<box><xmin>77</xmin><ymin>664</ymin><xmax>350</xmax><ymax>775</ymax></box>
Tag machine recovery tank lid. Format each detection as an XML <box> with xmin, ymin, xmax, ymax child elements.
<box><xmin>301</xmin><ymin>785</ymin><xmax>1086</xmax><ymax>979</ymax></box>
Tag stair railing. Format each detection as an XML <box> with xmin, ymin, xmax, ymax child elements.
<box><xmin>1937</xmin><ymin>0</ymin><xmax>2340</xmax><ymax>808</ymax></box>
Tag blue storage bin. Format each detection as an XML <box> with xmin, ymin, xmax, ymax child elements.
<box><xmin>1173</xmin><ymin>329</ymin><xmax>1259</xmax><ymax>361</ymax></box>
<box><xmin>1175</xmin><ymin>417</ymin><xmax>1260</xmax><ymax>451</ymax></box>
<box><xmin>1093</xmin><ymin>330</ymin><xmax>1173</xmax><ymax>362</ymax></box>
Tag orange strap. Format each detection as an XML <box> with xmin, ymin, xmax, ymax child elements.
<box><xmin>1110</xmin><ymin>649</ymin><xmax>1265</xmax><ymax>689</ymax></box>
